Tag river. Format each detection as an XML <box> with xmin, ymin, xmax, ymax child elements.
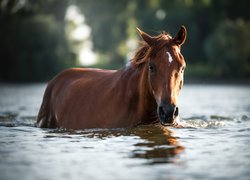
<box><xmin>0</xmin><ymin>83</ymin><xmax>250</xmax><ymax>180</ymax></box>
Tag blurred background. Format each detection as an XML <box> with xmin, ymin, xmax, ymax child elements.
<box><xmin>0</xmin><ymin>0</ymin><xmax>250</xmax><ymax>82</ymax></box>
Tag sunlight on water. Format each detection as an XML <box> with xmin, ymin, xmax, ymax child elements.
<box><xmin>181</xmin><ymin>116</ymin><xmax>226</xmax><ymax>128</ymax></box>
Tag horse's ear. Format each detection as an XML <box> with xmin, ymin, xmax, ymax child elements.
<box><xmin>174</xmin><ymin>25</ymin><xmax>187</xmax><ymax>46</ymax></box>
<box><xmin>136</xmin><ymin>27</ymin><xmax>154</xmax><ymax>46</ymax></box>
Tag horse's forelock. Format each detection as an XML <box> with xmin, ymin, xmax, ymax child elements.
<box><xmin>131</xmin><ymin>33</ymin><xmax>172</xmax><ymax>66</ymax></box>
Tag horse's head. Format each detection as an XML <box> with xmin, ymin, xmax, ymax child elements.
<box><xmin>136</xmin><ymin>26</ymin><xmax>187</xmax><ymax>126</ymax></box>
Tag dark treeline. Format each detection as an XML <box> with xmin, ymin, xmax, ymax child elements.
<box><xmin>0</xmin><ymin>0</ymin><xmax>76</xmax><ymax>82</ymax></box>
<box><xmin>1</xmin><ymin>0</ymin><xmax>250</xmax><ymax>82</ymax></box>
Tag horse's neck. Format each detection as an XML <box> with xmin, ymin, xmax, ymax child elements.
<box><xmin>118</xmin><ymin>64</ymin><xmax>157</xmax><ymax>124</ymax></box>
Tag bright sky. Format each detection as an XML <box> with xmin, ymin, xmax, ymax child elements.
<box><xmin>65</xmin><ymin>5</ymin><xmax>97</xmax><ymax>66</ymax></box>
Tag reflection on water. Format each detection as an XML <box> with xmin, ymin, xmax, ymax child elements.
<box><xmin>0</xmin><ymin>84</ymin><xmax>250</xmax><ymax>180</ymax></box>
<box><xmin>129</xmin><ymin>126</ymin><xmax>184</xmax><ymax>165</ymax></box>
<box><xmin>44</xmin><ymin>125</ymin><xmax>184</xmax><ymax>165</ymax></box>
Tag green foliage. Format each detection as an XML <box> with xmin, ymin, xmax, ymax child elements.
<box><xmin>75</xmin><ymin>0</ymin><xmax>250</xmax><ymax>80</ymax></box>
<box><xmin>204</xmin><ymin>19</ymin><xmax>250</xmax><ymax>77</ymax></box>
<box><xmin>76</xmin><ymin>0</ymin><xmax>129</xmax><ymax>67</ymax></box>
<box><xmin>185</xmin><ymin>63</ymin><xmax>215</xmax><ymax>78</ymax></box>
<box><xmin>0</xmin><ymin>0</ymin><xmax>76</xmax><ymax>82</ymax></box>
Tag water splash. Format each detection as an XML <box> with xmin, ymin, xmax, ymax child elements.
<box><xmin>179</xmin><ymin>116</ymin><xmax>228</xmax><ymax>128</ymax></box>
<box><xmin>178</xmin><ymin>115</ymin><xmax>250</xmax><ymax>129</ymax></box>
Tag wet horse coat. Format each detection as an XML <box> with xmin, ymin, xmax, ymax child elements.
<box><xmin>37</xmin><ymin>26</ymin><xmax>187</xmax><ymax>129</ymax></box>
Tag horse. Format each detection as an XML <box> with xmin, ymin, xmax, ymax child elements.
<box><xmin>37</xmin><ymin>26</ymin><xmax>187</xmax><ymax>130</ymax></box>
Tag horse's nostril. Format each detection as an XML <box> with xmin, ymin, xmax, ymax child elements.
<box><xmin>159</xmin><ymin>106</ymin><xmax>164</xmax><ymax>113</ymax></box>
<box><xmin>158</xmin><ymin>106</ymin><xmax>166</xmax><ymax>120</ymax></box>
<box><xmin>174</xmin><ymin>107</ymin><xmax>179</xmax><ymax>117</ymax></box>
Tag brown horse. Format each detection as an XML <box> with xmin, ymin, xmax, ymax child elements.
<box><xmin>37</xmin><ymin>26</ymin><xmax>187</xmax><ymax>129</ymax></box>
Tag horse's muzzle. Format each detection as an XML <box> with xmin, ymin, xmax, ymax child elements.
<box><xmin>158</xmin><ymin>104</ymin><xmax>179</xmax><ymax>126</ymax></box>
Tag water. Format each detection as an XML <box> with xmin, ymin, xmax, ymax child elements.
<box><xmin>0</xmin><ymin>83</ymin><xmax>250</xmax><ymax>180</ymax></box>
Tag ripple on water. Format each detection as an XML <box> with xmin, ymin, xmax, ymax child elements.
<box><xmin>180</xmin><ymin>118</ymin><xmax>225</xmax><ymax>129</ymax></box>
<box><xmin>0</xmin><ymin>114</ymin><xmax>250</xmax><ymax>180</ymax></box>
<box><xmin>180</xmin><ymin>115</ymin><xmax>250</xmax><ymax>129</ymax></box>
<box><xmin>0</xmin><ymin>112</ymin><xmax>18</xmax><ymax>127</ymax></box>
<box><xmin>1</xmin><ymin>83</ymin><xmax>250</xmax><ymax>180</ymax></box>
<box><xmin>0</xmin><ymin>111</ymin><xmax>37</xmax><ymax>127</ymax></box>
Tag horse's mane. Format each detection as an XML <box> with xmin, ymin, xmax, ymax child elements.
<box><xmin>130</xmin><ymin>32</ymin><xmax>172</xmax><ymax>66</ymax></box>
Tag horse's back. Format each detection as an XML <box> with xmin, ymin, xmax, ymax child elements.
<box><xmin>37</xmin><ymin>68</ymin><xmax>115</xmax><ymax>128</ymax></box>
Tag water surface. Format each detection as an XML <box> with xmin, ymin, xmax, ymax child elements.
<box><xmin>0</xmin><ymin>84</ymin><xmax>250</xmax><ymax>180</ymax></box>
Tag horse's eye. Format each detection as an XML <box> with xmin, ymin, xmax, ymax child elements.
<box><xmin>181</xmin><ymin>67</ymin><xmax>185</xmax><ymax>73</ymax></box>
<box><xmin>149</xmin><ymin>64</ymin><xmax>156</xmax><ymax>73</ymax></box>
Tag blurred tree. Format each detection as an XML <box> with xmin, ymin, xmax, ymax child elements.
<box><xmin>76</xmin><ymin>0</ymin><xmax>250</xmax><ymax>80</ymax></box>
<box><xmin>0</xmin><ymin>0</ymin><xmax>76</xmax><ymax>82</ymax></box>
<box><xmin>204</xmin><ymin>19</ymin><xmax>250</xmax><ymax>78</ymax></box>
<box><xmin>211</xmin><ymin>0</ymin><xmax>250</xmax><ymax>20</ymax></box>
<box><xmin>76</xmin><ymin>0</ymin><xmax>129</xmax><ymax>68</ymax></box>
